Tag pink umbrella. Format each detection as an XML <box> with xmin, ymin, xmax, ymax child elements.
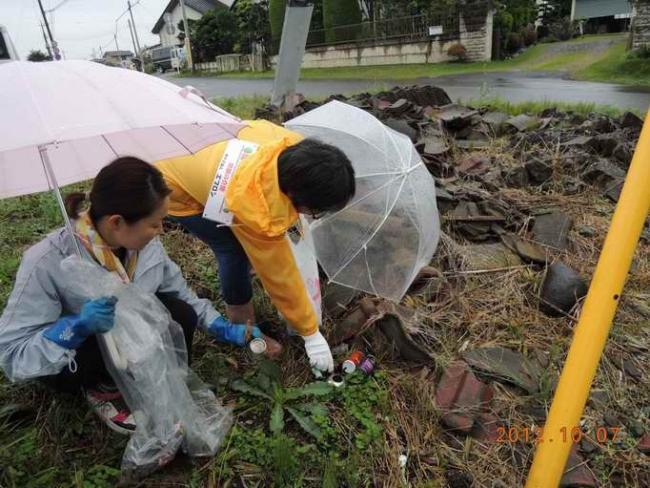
<box><xmin>0</xmin><ymin>60</ymin><xmax>245</xmax><ymax>367</ymax></box>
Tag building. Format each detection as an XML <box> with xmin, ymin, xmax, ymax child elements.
<box><xmin>0</xmin><ymin>25</ymin><xmax>20</xmax><ymax>62</ymax></box>
<box><xmin>151</xmin><ymin>0</ymin><xmax>234</xmax><ymax>48</ymax></box>
<box><xmin>632</xmin><ymin>0</ymin><xmax>650</xmax><ymax>49</ymax></box>
<box><xmin>102</xmin><ymin>50</ymin><xmax>134</xmax><ymax>67</ymax></box>
<box><xmin>570</xmin><ymin>0</ymin><xmax>633</xmax><ymax>33</ymax></box>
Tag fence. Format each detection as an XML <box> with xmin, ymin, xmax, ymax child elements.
<box><xmin>194</xmin><ymin>51</ymin><xmax>264</xmax><ymax>74</ymax></box>
<box><xmin>194</xmin><ymin>6</ymin><xmax>492</xmax><ymax>73</ymax></box>
<box><xmin>270</xmin><ymin>8</ymin><xmax>489</xmax><ymax>55</ymax></box>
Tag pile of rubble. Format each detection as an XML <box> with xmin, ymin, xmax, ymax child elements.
<box><xmin>257</xmin><ymin>87</ymin><xmax>648</xmax><ymax>486</ymax></box>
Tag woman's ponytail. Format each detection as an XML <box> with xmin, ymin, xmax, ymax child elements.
<box><xmin>64</xmin><ymin>192</ymin><xmax>88</xmax><ymax>219</ymax></box>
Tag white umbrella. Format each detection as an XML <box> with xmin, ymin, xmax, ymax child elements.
<box><xmin>286</xmin><ymin>100</ymin><xmax>440</xmax><ymax>302</ymax></box>
<box><xmin>0</xmin><ymin>60</ymin><xmax>245</xmax><ymax>368</ymax></box>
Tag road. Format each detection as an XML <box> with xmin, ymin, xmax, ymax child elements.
<box><xmin>162</xmin><ymin>71</ymin><xmax>650</xmax><ymax>112</ymax></box>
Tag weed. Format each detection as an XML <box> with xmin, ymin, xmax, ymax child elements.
<box><xmin>341</xmin><ymin>372</ymin><xmax>388</xmax><ymax>451</ymax></box>
<box><xmin>230</xmin><ymin>360</ymin><xmax>334</xmax><ymax>441</ymax></box>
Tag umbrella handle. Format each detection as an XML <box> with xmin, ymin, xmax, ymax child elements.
<box><xmin>179</xmin><ymin>85</ymin><xmax>210</xmax><ymax>104</ymax></box>
<box><xmin>179</xmin><ymin>85</ymin><xmax>241</xmax><ymax>120</ymax></box>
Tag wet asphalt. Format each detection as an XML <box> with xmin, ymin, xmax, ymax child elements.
<box><xmin>162</xmin><ymin>70</ymin><xmax>650</xmax><ymax>113</ymax></box>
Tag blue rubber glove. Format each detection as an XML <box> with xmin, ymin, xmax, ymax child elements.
<box><xmin>208</xmin><ymin>316</ymin><xmax>262</xmax><ymax>347</ymax></box>
<box><xmin>43</xmin><ymin>296</ymin><xmax>117</xmax><ymax>349</ymax></box>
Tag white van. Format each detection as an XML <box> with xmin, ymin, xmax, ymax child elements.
<box><xmin>0</xmin><ymin>25</ymin><xmax>19</xmax><ymax>62</ymax></box>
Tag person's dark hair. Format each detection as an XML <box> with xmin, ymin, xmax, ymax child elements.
<box><xmin>278</xmin><ymin>139</ymin><xmax>355</xmax><ymax>213</ymax></box>
<box><xmin>65</xmin><ymin>157</ymin><xmax>171</xmax><ymax>223</ymax></box>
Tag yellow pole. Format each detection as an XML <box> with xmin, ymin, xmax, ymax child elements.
<box><xmin>526</xmin><ymin>110</ymin><xmax>650</xmax><ymax>487</ymax></box>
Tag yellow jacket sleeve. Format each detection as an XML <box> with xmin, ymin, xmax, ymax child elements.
<box><xmin>231</xmin><ymin>225</ymin><xmax>318</xmax><ymax>337</ymax></box>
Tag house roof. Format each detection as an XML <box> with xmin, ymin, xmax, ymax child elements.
<box><xmin>151</xmin><ymin>0</ymin><xmax>232</xmax><ymax>34</ymax></box>
<box><xmin>574</xmin><ymin>0</ymin><xmax>631</xmax><ymax>20</ymax></box>
<box><xmin>103</xmin><ymin>50</ymin><xmax>134</xmax><ymax>57</ymax></box>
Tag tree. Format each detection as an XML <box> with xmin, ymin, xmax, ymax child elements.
<box><xmin>191</xmin><ymin>8</ymin><xmax>239</xmax><ymax>62</ymax></box>
<box><xmin>27</xmin><ymin>50</ymin><xmax>52</xmax><ymax>62</ymax></box>
<box><xmin>492</xmin><ymin>0</ymin><xmax>539</xmax><ymax>58</ymax></box>
<box><xmin>268</xmin><ymin>1</ymin><xmax>324</xmax><ymax>34</ymax></box>
<box><xmin>176</xmin><ymin>18</ymin><xmax>197</xmax><ymax>44</ymax></box>
<box><xmin>323</xmin><ymin>0</ymin><xmax>362</xmax><ymax>43</ymax></box>
<box><xmin>269</xmin><ymin>0</ymin><xmax>287</xmax><ymax>41</ymax></box>
<box><xmin>538</xmin><ymin>0</ymin><xmax>572</xmax><ymax>26</ymax></box>
<box><xmin>233</xmin><ymin>0</ymin><xmax>271</xmax><ymax>54</ymax></box>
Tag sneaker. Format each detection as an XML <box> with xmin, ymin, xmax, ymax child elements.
<box><xmin>85</xmin><ymin>383</ymin><xmax>136</xmax><ymax>435</ymax></box>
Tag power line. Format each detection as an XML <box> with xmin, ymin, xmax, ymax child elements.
<box><xmin>115</xmin><ymin>0</ymin><xmax>142</xmax><ymax>23</ymax></box>
<box><xmin>100</xmin><ymin>24</ymin><xmax>132</xmax><ymax>51</ymax></box>
<box><xmin>45</xmin><ymin>0</ymin><xmax>73</xmax><ymax>13</ymax></box>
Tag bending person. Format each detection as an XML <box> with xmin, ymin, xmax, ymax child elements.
<box><xmin>156</xmin><ymin>120</ymin><xmax>355</xmax><ymax>374</ymax></box>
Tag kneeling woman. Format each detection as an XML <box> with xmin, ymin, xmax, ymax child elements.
<box><xmin>0</xmin><ymin>157</ymin><xmax>277</xmax><ymax>434</ymax></box>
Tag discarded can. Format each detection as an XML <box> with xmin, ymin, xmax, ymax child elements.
<box><xmin>359</xmin><ymin>355</ymin><xmax>376</xmax><ymax>375</ymax></box>
<box><xmin>249</xmin><ymin>338</ymin><xmax>267</xmax><ymax>355</ymax></box>
<box><xmin>327</xmin><ymin>373</ymin><xmax>344</xmax><ymax>388</ymax></box>
<box><xmin>342</xmin><ymin>351</ymin><xmax>365</xmax><ymax>374</ymax></box>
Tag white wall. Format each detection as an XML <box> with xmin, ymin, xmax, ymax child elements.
<box><xmin>269</xmin><ymin>10</ymin><xmax>494</xmax><ymax>69</ymax></box>
<box><xmin>275</xmin><ymin>40</ymin><xmax>458</xmax><ymax>69</ymax></box>
<box><xmin>158</xmin><ymin>5</ymin><xmax>203</xmax><ymax>47</ymax></box>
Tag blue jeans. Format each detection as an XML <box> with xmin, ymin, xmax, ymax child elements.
<box><xmin>170</xmin><ymin>215</ymin><xmax>252</xmax><ymax>305</ymax></box>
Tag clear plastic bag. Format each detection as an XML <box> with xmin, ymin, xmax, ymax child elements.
<box><xmin>60</xmin><ymin>256</ymin><xmax>233</xmax><ymax>481</ymax></box>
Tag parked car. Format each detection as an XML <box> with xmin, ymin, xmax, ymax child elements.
<box><xmin>0</xmin><ymin>25</ymin><xmax>19</xmax><ymax>62</ymax></box>
<box><xmin>150</xmin><ymin>45</ymin><xmax>184</xmax><ymax>72</ymax></box>
<box><xmin>151</xmin><ymin>46</ymin><xmax>173</xmax><ymax>72</ymax></box>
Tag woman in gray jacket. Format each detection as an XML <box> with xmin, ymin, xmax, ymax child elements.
<box><xmin>0</xmin><ymin>157</ymin><xmax>278</xmax><ymax>434</ymax></box>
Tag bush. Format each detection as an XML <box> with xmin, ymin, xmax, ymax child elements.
<box><xmin>323</xmin><ymin>0</ymin><xmax>362</xmax><ymax>43</ymax></box>
<box><xmin>541</xmin><ymin>34</ymin><xmax>559</xmax><ymax>43</ymax></box>
<box><xmin>269</xmin><ymin>0</ymin><xmax>287</xmax><ymax>41</ymax></box>
<box><xmin>522</xmin><ymin>24</ymin><xmax>537</xmax><ymax>46</ymax></box>
<box><xmin>447</xmin><ymin>43</ymin><xmax>467</xmax><ymax>62</ymax></box>
<box><xmin>507</xmin><ymin>32</ymin><xmax>523</xmax><ymax>53</ymax></box>
<box><xmin>628</xmin><ymin>45</ymin><xmax>650</xmax><ymax>59</ymax></box>
<box><xmin>548</xmin><ymin>17</ymin><xmax>577</xmax><ymax>41</ymax></box>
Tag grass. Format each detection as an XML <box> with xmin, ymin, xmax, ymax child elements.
<box><xmin>1</xmin><ymin>94</ymin><xmax>648</xmax><ymax>487</ymax></box>
<box><xmin>465</xmin><ymin>96</ymin><xmax>640</xmax><ymax>118</ymax></box>
<box><xmin>215</xmin><ymin>91</ymin><xmax>642</xmax><ymax>124</ymax></box>
<box><xmin>577</xmin><ymin>42</ymin><xmax>650</xmax><ymax>86</ymax></box>
<box><xmin>177</xmin><ymin>33</ymin><xmax>650</xmax><ymax>87</ymax></box>
<box><xmin>214</xmin><ymin>94</ymin><xmax>270</xmax><ymax>119</ymax></box>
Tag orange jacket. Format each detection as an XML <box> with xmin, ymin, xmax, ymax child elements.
<box><xmin>155</xmin><ymin>120</ymin><xmax>319</xmax><ymax>336</ymax></box>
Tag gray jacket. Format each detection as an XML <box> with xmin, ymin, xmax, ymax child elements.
<box><xmin>0</xmin><ymin>228</ymin><xmax>220</xmax><ymax>382</ymax></box>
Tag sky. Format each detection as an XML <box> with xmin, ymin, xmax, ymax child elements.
<box><xmin>0</xmin><ymin>0</ymin><xmax>170</xmax><ymax>60</ymax></box>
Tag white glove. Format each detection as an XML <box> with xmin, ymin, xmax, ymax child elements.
<box><xmin>302</xmin><ymin>331</ymin><xmax>334</xmax><ymax>373</ymax></box>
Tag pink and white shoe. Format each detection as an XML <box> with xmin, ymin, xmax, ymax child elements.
<box><xmin>85</xmin><ymin>384</ymin><xmax>136</xmax><ymax>435</ymax></box>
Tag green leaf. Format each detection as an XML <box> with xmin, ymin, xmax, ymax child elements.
<box><xmin>273</xmin><ymin>384</ymin><xmax>285</xmax><ymax>405</ymax></box>
<box><xmin>270</xmin><ymin>403</ymin><xmax>285</xmax><ymax>435</ymax></box>
<box><xmin>230</xmin><ymin>379</ymin><xmax>273</xmax><ymax>400</ymax></box>
<box><xmin>293</xmin><ymin>402</ymin><xmax>329</xmax><ymax>418</ymax></box>
<box><xmin>284</xmin><ymin>381</ymin><xmax>334</xmax><ymax>400</ymax></box>
<box><xmin>253</xmin><ymin>372</ymin><xmax>274</xmax><ymax>395</ymax></box>
<box><xmin>258</xmin><ymin>360</ymin><xmax>281</xmax><ymax>382</ymax></box>
<box><xmin>286</xmin><ymin>407</ymin><xmax>323</xmax><ymax>441</ymax></box>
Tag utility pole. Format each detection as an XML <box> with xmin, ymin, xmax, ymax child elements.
<box><xmin>114</xmin><ymin>32</ymin><xmax>120</xmax><ymax>51</ymax></box>
<box><xmin>271</xmin><ymin>1</ymin><xmax>314</xmax><ymax>111</ymax></box>
<box><xmin>37</xmin><ymin>0</ymin><xmax>60</xmax><ymax>60</ymax></box>
<box><xmin>127</xmin><ymin>19</ymin><xmax>140</xmax><ymax>70</ymax></box>
<box><xmin>127</xmin><ymin>0</ymin><xmax>145</xmax><ymax>71</ymax></box>
<box><xmin>40</xmin><ymin>22</ymin><xmax>52</xmax><ymax>58</ymax></box>
<box><xmin>127</xmin><ymin>1</ymin><xmax>141</xmax><ymax>52</ymax></box>
<box><xmin>179</xmin><ymin>0</ymin><xmax>194</xmax><ymax>71</ymax></box>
